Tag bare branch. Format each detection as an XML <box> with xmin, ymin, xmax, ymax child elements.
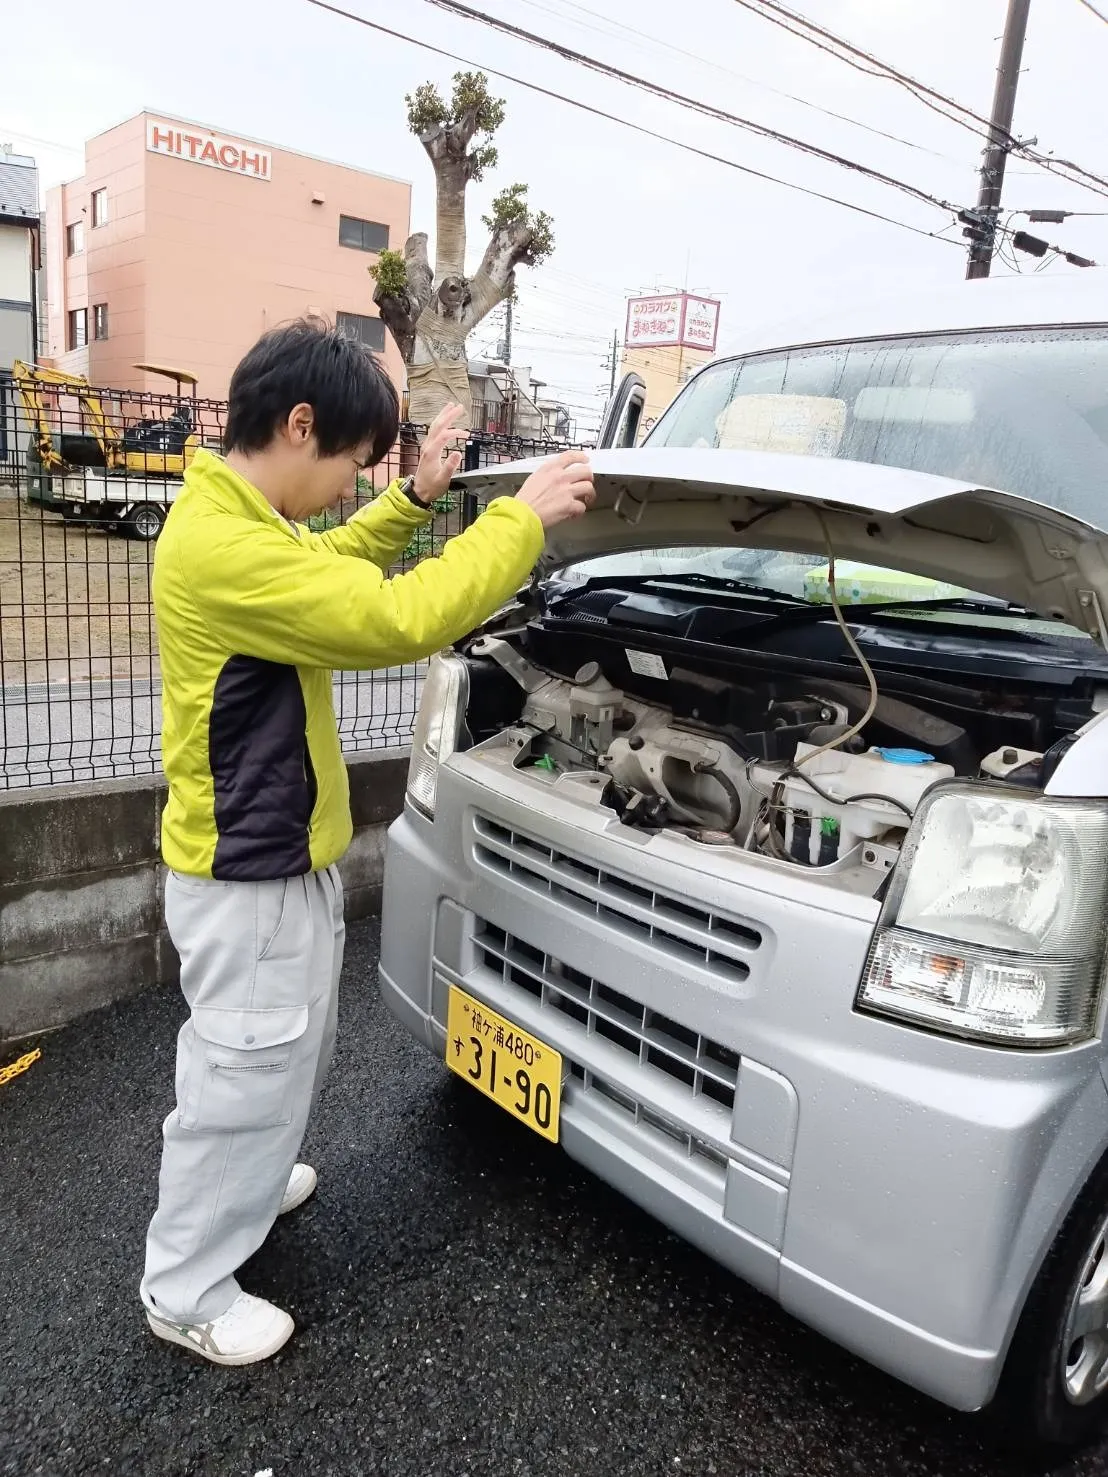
<box><xmin>464</xmin><ymin>220</ymin><xmax>533</xmax><ymax>328</ymax></box>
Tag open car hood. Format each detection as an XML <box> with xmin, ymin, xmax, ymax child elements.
<box><xmin>456</xmin><ymin>447</ymin><xmax>1108</xmax><ymax>642</ymax></box>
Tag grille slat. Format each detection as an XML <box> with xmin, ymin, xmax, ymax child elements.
<box><xmin>473</xmin><ymin>816</ymin><xmax>761</xmax><ymax>983</ymax></box>
<box><xmin>476</xmin><ymin>923</ymin><xmax>740</xmax><ymax>1118</ymax></box>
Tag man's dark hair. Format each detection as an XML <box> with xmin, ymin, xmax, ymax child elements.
<box><xmin>224</xmin><ymin>317</ymin><xmax>399</xmax><ymax>464</ymax></box>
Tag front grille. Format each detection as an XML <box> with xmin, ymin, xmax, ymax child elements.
<box><xmin>565</xmin><ymin>1062</ymin><xmax>729</xmax><ymax>1172</ymax></box>
<box><xmin>476</xmin><ymin>921</ymin><xmax>741</xmax><ymax>1117</ymax></box>
<box><xmin>473</xmin><ymin>815</ymin><xmax>761</xmax><ymax>984</ymax></box>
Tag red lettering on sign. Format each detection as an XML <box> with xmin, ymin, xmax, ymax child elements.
<box><xmin>199</xmin><ymin>140</ymin><xmax>220</xmax><ymax>164</ymax></box>
<box><xmin>218</xmin><ymin>144</ymin><xmax>239</xmax><ymax>168</ymax></box>
<box><xmin>239</xmin><ymin>151</ymin><xmax>265</xmax><ymax>176</ymax></box>
<box><xmin>150</xmin><ymin>126</ymin><xmax>174</xmax><ymax>152</ymax></box>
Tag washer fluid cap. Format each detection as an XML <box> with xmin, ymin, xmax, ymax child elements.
<box><xmin>872</xmin><ymin>746</ymin><xmax>936</xmax><ymax>765</ymax></box>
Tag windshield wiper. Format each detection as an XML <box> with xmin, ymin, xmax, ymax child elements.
<box><xmin>724</xmin><ymin>593</ymin><xmax>1053</xmax><ymax>642</ymax></box>
<box><xmin>812</xmin><ymin>595</ymin><xmax>1039</xmax><ymax>621</ymax></box>
<box><xmin>546</xmin><ymin>571</ymin><xmax>810</xmax><ymax>606</ymax></box>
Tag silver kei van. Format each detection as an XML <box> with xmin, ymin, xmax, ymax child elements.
<box><xmin>380</xmin><ymin>276</ymin><xmax>1108</xmax><ymax>1450</ymax></box>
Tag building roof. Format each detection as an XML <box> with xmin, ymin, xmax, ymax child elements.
<box><xmin>72</xmin><ymin>110</ymin><xmax>412</xmax><ymax>189</ymax></box>
<box><xmin>0</xmin><ymin>153</ymin><xmax>39</xmax><ymax>222</ymax></box>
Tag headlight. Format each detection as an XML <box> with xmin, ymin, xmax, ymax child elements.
<box><xmin>857</xmin><ymin>786</ymin><xmax>1108</xmax><ymax>1046</ymax></box>
<box><xmin>406</xmin><ymin>652</ymin><xmax>469</xmax><ymax>820</ymax></box>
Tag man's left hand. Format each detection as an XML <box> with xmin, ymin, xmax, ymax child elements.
<box><xmin>412</xmin><ymin>403</ymin><xmax>467</xmax><ymax>505</ymax></box>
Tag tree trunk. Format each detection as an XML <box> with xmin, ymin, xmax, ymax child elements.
<box><xmin>381</xmin><ymin>124</ymin><xmax>544</xmax><ymax>427</ymax></box>
<box><xmin>406</xmin><ymin>290</ymin><xmax>472</xmax><ymax>427</ymax></box>
<box><xmin>433</xmin><ymin>155</ymin><xmax>468</xmax><ymax>283</ymax></box>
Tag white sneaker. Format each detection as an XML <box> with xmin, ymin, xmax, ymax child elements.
<box><xmin>279</xmin><ymin>1162</ymin><xmax>317</xmax><ymax>1216</ymax></box>
<box><xmin>145</xmin><ymin>1290</ymin><xmax>294</xmax><ymax>1366</ymax></box>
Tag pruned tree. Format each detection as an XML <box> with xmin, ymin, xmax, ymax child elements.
<box><xmin>371</xmin><ymin>71</ymin><xmax>554</xmax><ymax>427</ymax></box>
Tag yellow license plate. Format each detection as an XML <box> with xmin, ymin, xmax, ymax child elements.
<box><xmin>445</xmin><ymin>984</ymin><xmax>562</xmax><ymax>1143</ymax></box>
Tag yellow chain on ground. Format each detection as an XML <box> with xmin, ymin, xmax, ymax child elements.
<box><xmin>0</xmin><ymin>1048</ymin><xmax>42</xmax><ymax>1088</ymax></box>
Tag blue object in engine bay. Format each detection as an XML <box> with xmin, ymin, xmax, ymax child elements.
<box><xmin>872</xmin><ymin>746</ymin><xmax>937</xmax><ymax>765</ymax></box>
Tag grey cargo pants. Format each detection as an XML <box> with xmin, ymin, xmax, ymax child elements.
<box><xmin>141</xmin><ymin>865</ymin><xmax>344</xmax><ymax>1324</ymax></box>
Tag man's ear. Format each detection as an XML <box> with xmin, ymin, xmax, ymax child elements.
<box><xmin>287</xmin><ymin>403</ymin><xmax>315</xmax><ymax>446</ymax></box>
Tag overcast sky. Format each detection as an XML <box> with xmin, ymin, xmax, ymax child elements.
<box><xmin>4</xmin><ymin>0</ymin><xmax>1107</xmax><ymax>434</ymax></box>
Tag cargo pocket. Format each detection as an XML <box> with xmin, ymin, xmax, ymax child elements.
<box><xmin>181</xmin><ymin>1004</ymin><xmax>310</xmax><ymax>1133</ymax></box>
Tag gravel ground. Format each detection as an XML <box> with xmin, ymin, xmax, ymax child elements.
<box><xmin>3</xmin><ymin>921</ymin><xmax>1107</xmax><ymax>1477</ymax></box>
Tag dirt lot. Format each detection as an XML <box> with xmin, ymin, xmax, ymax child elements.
<box><xmin>0</xmin><ymin>491</ymin><xmax>157</xmax><ymax>689</ymax></box>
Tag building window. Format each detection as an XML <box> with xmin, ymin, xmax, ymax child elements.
<box><xmin>92</xmin><ymin>304</ymin><xmax>109</xmax><ymax>341</ymax></box>
<box><xmin>91</xmin><ymin>189</ymin><xmax>109</xmax><ymax>228</ymax></box>
<box><xmin>66</xmin><ymin>222</ymin><xmax>85</xmax><ymax>256</ymax></box>
<box><xmin>336</xmin><ymin>311</ymin><xmax>386</xmax><ymax>353</ymax></box>
<box><xmin>338</xmin><ymin>216</ymin><xmax>389</xmax><ymax>253</ymax></box>
<box><xmin>67</xmin><ymin>309</ymin><xmax>88</xmax><ymax>351</ymax></box>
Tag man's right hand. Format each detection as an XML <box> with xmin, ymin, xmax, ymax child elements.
<box><xmin>515</xmin><ymin>451</ymin><xmax>595</xmax><ymax>530</ymax></box>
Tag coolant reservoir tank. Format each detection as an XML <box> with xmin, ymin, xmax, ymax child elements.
<box><xmin>790</xmin><ymin>741</ymin><xmax>955</xmax><ymax>809</ymax></box>
<box><xmin>784</xmin><ymin>742</ymin><xmax>956</xmax><ymax>862</ymax></box>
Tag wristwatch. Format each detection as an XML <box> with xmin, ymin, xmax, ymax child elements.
<box><xmin>398</xmin><ymin>475</ymin><xmax>426</xmax><ymax>508</ymax></box>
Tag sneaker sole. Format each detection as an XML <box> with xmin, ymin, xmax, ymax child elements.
<box><xmin>146</xmin><ymin>1310</ymin><xmax>294</xmax><ymax>1366</ymax></box>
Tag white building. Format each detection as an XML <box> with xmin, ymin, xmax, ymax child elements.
<box><xmin>0</xmin><ymin>148</ymin><xmax>42</xmax><ymax>472</ymax></box>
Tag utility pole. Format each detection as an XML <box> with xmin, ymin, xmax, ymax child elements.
<box><xmin>608</xmin><ymin>330</ymin><xmax>619</xmax><ymax>397</ymax></box>
<box><xmin>966</xmin><ymin>0</ymin><xmax>1032</xmax><ymax>279</ymax></box>
<box><xmin>503</xmin><ymin>295</ymin><xmax>513</xmax><ymax>365</ymax></box>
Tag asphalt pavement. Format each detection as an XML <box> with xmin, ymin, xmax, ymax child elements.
<box><xmin>3</xmin><ymin>921</ymin><xmax>1107</xmax><ymax>1477</ymax></box>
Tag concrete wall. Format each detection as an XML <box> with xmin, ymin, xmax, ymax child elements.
<box><xmin>0</xmin><ymin>751</ymin><xmax>408</xmax><ymax>1044</ymax></box>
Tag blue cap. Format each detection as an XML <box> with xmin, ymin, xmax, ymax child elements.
<box><xmin>872</xmin><ymin>746</ymin><xmax>935</xmax><ymax>765</ymax></box>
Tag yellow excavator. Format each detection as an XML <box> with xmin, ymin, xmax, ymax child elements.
<box><xmin>12</xmin><ymin>360</ymin><xmax>204</xmax><ymax>539</ymax></box>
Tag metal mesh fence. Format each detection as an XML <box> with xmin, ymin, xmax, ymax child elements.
<box><xmin>0</xmin><ymin>369</ymin><xmax>589</xmax><ymax>790</ymax></box>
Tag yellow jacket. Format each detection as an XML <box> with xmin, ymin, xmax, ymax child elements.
<box><xmin>153</xmin><ymin>449</ymin><xmax>544</xmax><ymax>880</ymax></box>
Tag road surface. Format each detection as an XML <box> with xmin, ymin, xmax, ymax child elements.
<box><xmin>3</xmin><ymin>921</ymin><xmax>1104</xmax><ymax>1477</ymax></box>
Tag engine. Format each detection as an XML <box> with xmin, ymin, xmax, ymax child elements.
<box><xmin>463</xmin><ymin>635</ymin><xmax>1048</xmax><ymax>886</ymax></box>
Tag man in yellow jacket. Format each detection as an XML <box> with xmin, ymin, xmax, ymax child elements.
<box><xmin>141</xmin><ymin>318</ymin><xmax>594</xmax><ymax>1365</ymax></box>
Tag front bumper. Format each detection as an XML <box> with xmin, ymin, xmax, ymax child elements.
<box><xmin>379</xmin><ymin>750</ymin><xmax>1108</xmax><ymax>1413</ymax></box>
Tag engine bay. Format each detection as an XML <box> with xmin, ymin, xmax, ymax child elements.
<box><xmin>452</xmin><ymin>602</ymin><xmax>1101</xmax><ymax>897</ymax></box>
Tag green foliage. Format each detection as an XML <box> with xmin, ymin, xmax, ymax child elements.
<box><xmin>405</xmin><ymin>82</ymin><xmax>449</xmax><ymax>135</ymax></box>
<box><xmin>402</xmin><ymin>492</ymin><xmax>455</xmax><ymax>563</ymax></box>
<box><xmin>451</xmin><ymin>71</ymin><xmax>506</xmax><ymax>135</ymax></box>
<box><xmin>528</xmin><ymin>210</ymin><xmax>555</xmax><ymax>263</ymax></box>
<box><xmin>306</xmin><ymin>508</ymin><xmax>341</xmax><ymax>534</ymax></box>
<box><xmin>406</xmin><ymin>72</ymin><xmax>505</xmax><ymax>141</ymax></box>
<box><xmin>369</xmin><ymin>248</ymin><xmax>408</xmax><ymax>296</ymax></box>
<box><xmin>484</xmin><ymin>181</ymin><xmax>528</xmax><ymax>231</ymax></box>
<box><xmin>468</xmin><ymin>142</ymin><xmax>499</xmax><ymax>182</ymax></box>
<box><xmin>483</xmin><ymin>185</ymin><xmax>555</xmax><ymax>263</ymax></box>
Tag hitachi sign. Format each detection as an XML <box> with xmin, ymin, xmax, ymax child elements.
<box><xmin>145</xmin><ymin>120</ymin><xmax>272</xmax><ymax>181</ymax></box>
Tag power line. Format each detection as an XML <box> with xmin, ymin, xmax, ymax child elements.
<box><xmin>1077</xmin><ymin>0</ymin><xmax>1108</xmax><ymax>24</ymax></box>
<box><xmin>732</xmin><ymin>0</ymin><xmax>999</xmax><ymax>136</ymax></box>
<box><xmin>734</xmin><ymin>0</ymin><xmax>1108</xmax><ymax>204</ymax></box>
<box><xmin>421</xmin><ymin>0</ymin><xmax>1106</xmax><ymax>261</ymax></box>
<box><xmin>0</xmin><ymin>125</ymin><xmax>83</xmax><ymax>155</ymax></box>
<box><xmin>305</xmin><ymin>0</ymin><xmax>962</xmax><ymax>243</ymax></box>
<box><xmin>413</xmin><ymin>0</ymin><xmax>960</xmax><ymax>215</ymax></box>
<box><xmin>513</xmin><ymin>0</ymin><xmax>968</xmax><ymax>166</ymax></box>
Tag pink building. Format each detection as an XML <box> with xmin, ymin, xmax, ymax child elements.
<box><xmin>43</xmin><ymin>111</ymin><xmax>411</xmax><ymax>399</ymax></box>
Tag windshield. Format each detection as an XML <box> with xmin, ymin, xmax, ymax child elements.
<box><xmin>555</xmin><ymin>546</ymin><xmax>1086</xmax><ymax>639</ymax></box>
<box><xmin>646</xmin><ymin>326</ymin><xmax>1108</xmax><ymax>528</ymax></box>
